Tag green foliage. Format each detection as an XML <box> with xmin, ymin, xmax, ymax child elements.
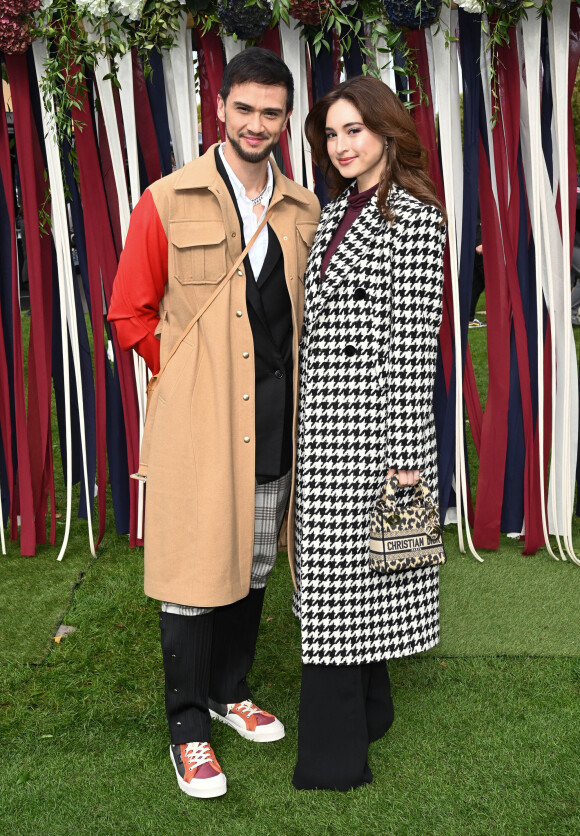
<box><xmin>483</xmin><ymin>0</ymin><xmax>552</xmax><ymax>126</ymax></box>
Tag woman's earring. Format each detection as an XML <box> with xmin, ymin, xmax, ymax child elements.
<box><xmin>385</xmin><ymin>141</ymin><xmax>389</xmax><ymax>151</ymax></box>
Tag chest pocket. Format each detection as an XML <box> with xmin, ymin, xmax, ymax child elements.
<box><xmin>296</xmin><ymin>223</ymin><xmax>318</xmax><ymax>283</ymax></box>
<box><xmin>170</xmin><ymin>219</ymin><xmax>228</xmax><ymax>284</ymax></box>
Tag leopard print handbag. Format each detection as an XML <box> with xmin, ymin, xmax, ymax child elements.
<box><xmin>369</xmin><ymin>475</ymin><xmax>446</xmax><ymax>574</ymax></box>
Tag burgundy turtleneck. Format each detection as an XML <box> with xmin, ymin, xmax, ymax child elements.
<box><xmin>320</xmin><ymin>182</ymin><xmax>379</xmax><ymax>281</ymax></box>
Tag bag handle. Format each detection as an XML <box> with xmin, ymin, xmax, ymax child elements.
<box><xmin>152</xmin><ymin>205</ymin><xmax>274</xmax><ymax>386</ymax></box>
<box><xmin>383</xmin><ymin>474</ymin><xmax>432</xmax><ymax>505</ymax></box>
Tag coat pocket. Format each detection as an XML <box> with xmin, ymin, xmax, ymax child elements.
<box><xmin>170</xmin><ymin>220</ymin><xmax>228</xmax><ymax>285</ymax></box>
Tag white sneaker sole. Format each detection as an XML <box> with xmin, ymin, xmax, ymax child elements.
<box><xmin>209</xmin><ymin>709</ymin><xmax>285</xmax><ymax>742</ymax></box>
<box><xmin>170</xmin><ymin>746</ymin><xmax>227</xmax><ymax>798</ymax></box>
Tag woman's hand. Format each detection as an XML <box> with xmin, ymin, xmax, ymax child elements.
<box><xmin>387</xmin><ymin>467</ymin><xmax>420</xmax><ymax>486</ymax></box>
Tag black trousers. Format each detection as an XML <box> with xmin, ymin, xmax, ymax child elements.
<box><xmin>159</xmin><ymin>587</ymin><xmax>266</xmax><ymax>743</ymax></box>
<box><xmin>293</xmin><ymin>661</ymin><xmax>394</xmax><ymax>791</ymax></box>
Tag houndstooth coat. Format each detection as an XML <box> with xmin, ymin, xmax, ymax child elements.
<box><xmin>293</xmin><ymin>183</ymin><xmax>446</xmax><ymax>666</ymax></box>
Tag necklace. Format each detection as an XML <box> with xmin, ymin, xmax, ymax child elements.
<box><xmin>249</xmin><ymin>182</ymin><xmax>268</xmax><ymax>206</ymax></box>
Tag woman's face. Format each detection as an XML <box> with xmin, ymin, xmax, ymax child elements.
<box><xmin>325</xmin><ymin>98</ymin><xmax>386</xmax><ymax>191</ymax></box>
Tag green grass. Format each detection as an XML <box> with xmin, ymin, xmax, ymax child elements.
<box><xmin>1</xmin><ymin>545</ymin><xmax>579</xmax><ymax>836</ymax></box>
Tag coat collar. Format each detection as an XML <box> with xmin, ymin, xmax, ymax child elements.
<box><xmin>173</xmin><ymin>142</ymin><xmax>313</xmax><ymax>206</ymax></box>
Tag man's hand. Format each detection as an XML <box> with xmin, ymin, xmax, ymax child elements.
<box><xmin>387</xmin><ymin>467</ymin><xmax>420</xmax><ymax>487</ymax></box>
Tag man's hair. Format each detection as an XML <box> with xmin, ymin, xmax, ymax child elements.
<box><xmin>219</xmin><ymin>47</ymin><xmax>294</xmax><ymax>113</ymax></box>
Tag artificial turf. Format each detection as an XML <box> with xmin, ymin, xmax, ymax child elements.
<box><xmin>1</xmin><ymin>542</ymin><xmax>579</xmax><ymax>836</ymax></box>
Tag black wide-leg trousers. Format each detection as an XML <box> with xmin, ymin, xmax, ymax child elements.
<box><xmin>159</xmin><ymin>587</ymin><xmax>266</xmax><ymax>743</ymax></box>
<box><xmin>293</xmin><ymin>661</ymin><xmax>394</xmax><ymax>791</ymax></box>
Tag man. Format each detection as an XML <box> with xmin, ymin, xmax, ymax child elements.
<box><xmin>108</xmin><ymin>48</ymin><xmax>319</xmax><ymax>798</ymax></box>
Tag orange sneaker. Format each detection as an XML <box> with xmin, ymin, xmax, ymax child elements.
<box><xmin>170</xmin><ymin>742</ymin><xmax>227</xmax><ymax>798</ymax></box>
<box><xmin>209</xmin><ymin>699</ymin><xmax>285</xmax><ymax>742</ymax></box>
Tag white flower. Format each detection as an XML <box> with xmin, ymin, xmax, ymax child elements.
<box><xmin>111</xmin><ymin>0</ymin><xmax>144</xmax><ymax>20</ymax></box>
<box><xmin>456</xmin><ymin>0</ymin><xmax>484</xmax><ymax>13</ymax></box>
<box><xmin>76</xmin><ymin>0</ymin><xmax>110</xmax><ymax>17</ymax></box>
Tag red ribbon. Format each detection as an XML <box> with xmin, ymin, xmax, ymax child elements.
<box><xmin>132</xmin><ymin>49</ymin><xmax>162</xmax><ymax>188</ymax></box>
<box><xmin>194</xmin><ymin>28</ymin><xmax>224</xmax><ymax>149</ymax></box>
<box><xmin>5</xmin><ymin>52</ymin><xmax>54</xmax><ymax>552</ymax></box>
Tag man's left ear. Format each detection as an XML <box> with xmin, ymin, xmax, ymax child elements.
<box><xmin>283</xmin><ymin>109</ymin><xmax>292</xmax><ymax>131</ymax></box>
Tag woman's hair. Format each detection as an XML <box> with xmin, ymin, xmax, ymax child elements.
<box><xmin>304</xmin><ymin>75</ymin><xmax>446</xmax><ymax>223</ymax></box>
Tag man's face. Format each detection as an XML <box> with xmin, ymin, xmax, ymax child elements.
<box><xmin>217</xmin><ymin>82</ymin><xmax>290</xmax><ymax>164</ymax></box>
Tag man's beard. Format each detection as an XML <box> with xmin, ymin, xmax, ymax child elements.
<box><xmin>226</xmin><ymin>129</ymin><xmax>277</xmax><ymax>163</ymax></box>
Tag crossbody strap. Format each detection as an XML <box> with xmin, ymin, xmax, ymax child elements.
<box><xmin>153</xmin><ymin>205</ymin><xmax>274</xmax><ymax>383</ymax></box>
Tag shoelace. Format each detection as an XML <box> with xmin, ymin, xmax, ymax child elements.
<box><xmin>183</xmin><ymin>741</ymin><xmax>215</xmax><ymax>769</ymax></box>
<box><xmin>231</xmin><ymin>699</ymin><xmax>261</xmax><ymax>717</ymax></box>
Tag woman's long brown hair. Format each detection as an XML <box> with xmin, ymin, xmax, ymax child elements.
<box><xmin>304</xmin><ymin>75</ymin><xmax>446</xmax><ymax>224</ymax></box>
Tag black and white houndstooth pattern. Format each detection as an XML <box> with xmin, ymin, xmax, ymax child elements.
<box><xmin>293</xmin><ymin>184</ymin><xmax>446</xmax><ymax>666</ymax></box>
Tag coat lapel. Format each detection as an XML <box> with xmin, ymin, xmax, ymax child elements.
<box><xmin>303</xmin><ymin>186</ymin><xmax>352</xmax><ymax>323</ymax></box>
<box><xmin>305</xmin><ymin>188</ymin><xmax>392</xmax><ymax>328</ymax></box>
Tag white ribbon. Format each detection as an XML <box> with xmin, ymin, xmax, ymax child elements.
<box><xmin>222</xmin><ymin>33</ymin><xmax>245</xmax><ymax>65</ymax></box>
<box><xmin>517</xmin><ymin>17</ymin><xmax>558</xmax><ymax>560</ymax></box>
<box><xmin>0</xmin><ymin>471</ymin><xmax>5</xmax><ymax>554</ymax></box>
<box><xmin>546</xmin><ymin>3</ymin><xmax>578</xmax><ymax>561</ymax></box>
<box><xmin>430</xmin><ymin>6</ymin><xmax>481</xmax><ymax>561</ymax></box>
<box><xmin>32</xmin><ymin>38</ymin><xmax>96</xmax><ymax>561</ymax></box>
<box><xmin>162</xmin><ymin>11</ymin><xmax>198</xmax><ymax>168</ymax></box>
<box><xmin>374</xmin><ymin>36</ymin><xmax>396</xmax><ymax>92</ymax></box>
<box><xmin>279</xmin><ymin>18</ymin><xmax>307</xmax><ymax>186</ymax></box>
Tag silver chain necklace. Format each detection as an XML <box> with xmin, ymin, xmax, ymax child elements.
<box><xmin>249</xmin><ymin>182</ymin><xmax>268</xmax><ymax>207</ymax></box>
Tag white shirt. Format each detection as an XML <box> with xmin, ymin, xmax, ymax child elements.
<box><xmin>219</xmin><ymin>143</ymin><xmax>273</xmax><ymax>280</ymax></box>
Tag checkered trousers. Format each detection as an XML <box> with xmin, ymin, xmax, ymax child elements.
<box><xmin>162</xmin><ymin>470</ymin><xmax>292</xmax><ymax>616</ymax></box>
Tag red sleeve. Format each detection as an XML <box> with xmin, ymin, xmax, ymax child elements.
<box><xmin>108</xmin><ymin>189</ymin><xmax>168</xmax><ymax>373</ymax></box>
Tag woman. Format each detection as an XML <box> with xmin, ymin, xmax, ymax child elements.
<box><xmin>292</xmin><ymin>76</ymin><xmax>447</xmax><ymax>791</ymax></box>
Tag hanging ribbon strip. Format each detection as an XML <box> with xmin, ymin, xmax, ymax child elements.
<box><xmin>475</xmin><ymin>17</ymin><xmax>522</xmax><ymax>550</ymax></box>
<box><xmin>545</xmin><ymin>3</ymin><xmax>578</xmax><ymax>562</ymax></box>
<box><xmin>279</xmin><ymin>18</ymin><xmax>312</xmax><ymax>188</ymax></box>
<box><xmin>31</xmin><ymin>40</ymin><xmax>95</xmax><ymax>559</ymax></box>
<box><xmin>518</xmin><ymin>13</ymin><xmax>557</xmax><ymax>560</ymax></box>
<box><xmin>162</xmin><ymin>11</ymin><xmax>199</xmax><ymax>168</ymax></box>
<box><xmin>222</xmin><ymin>33</ymin><xmax>245</xmax><ymax>65</ymax></box>
<box><xmin>194</xmin><ymin>27</ymin><xmax>225</xmax><ymax>149</ymax></box>
<box><xmin>4</xmin><ymin>52</ymin><xmax>53</xmax><ymax>555</ymax></box>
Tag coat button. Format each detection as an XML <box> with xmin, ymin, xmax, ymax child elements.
<box><xmin>274</xmin><ymin>369</ymin><xmax>284</xmax><ymax>379</ymax></box>
<box><xmin>354</xmin><ymin>287</ymin><xmax>366</xmax><ymax>301</ymax></box>
<box><xmin>243</xmin><ymin>352</ymin><xmax>249</xmax><ymax>359</ymax></box>
<box><xmin>237</xmin><ymin>269</ymin><xmax>243</xmax><ymax>276</ymax></box>
<box><xmin>236</xmin><ymin>311</ymin><xmax>242</xmax><ymax>317</ymax></box>
<box><xmin>244</xmin><ymin>436</ymin><xmax>251</xmax><ymax>443</ymax></box>
<box><xmin>243</xmin><ymin>394</ymin><xmax>249</xmax><ymax>401</ymax></box>
<box><xmin>173</xmin><ymin>688</ymin><xmax>178</xmax><ymax>693</ymax></box>
<box><xmin>283</xmin><ymin>235</ymin><xmax>288</xmax><ymax>240</ymax></box>
<box><xmin>345</xmin><ymin>345</ymin><xmax>356</xmax><ymax>357</ymax></box>
<box><xmin>231</xmin><ymin>231</ymin><xmax>237</xmax><ymax>237</ymax></box>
